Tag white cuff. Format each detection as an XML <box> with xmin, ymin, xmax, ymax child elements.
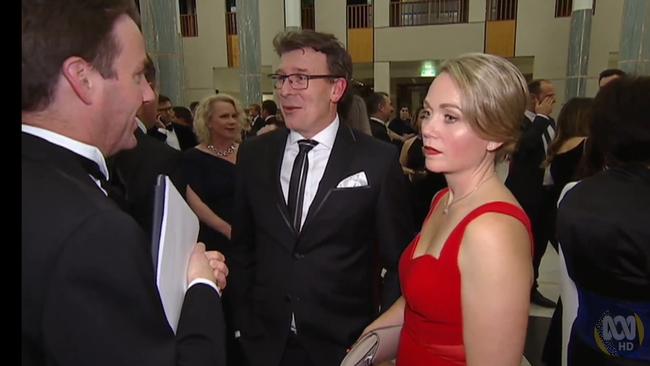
<box><xmin>188</xmin><ymin>278</ymin><xmax>221</xmax><ymax>297</ymax></box>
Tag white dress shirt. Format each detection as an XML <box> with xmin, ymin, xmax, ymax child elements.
<box><xmin>160</xmin><ymin>127</ymin><xmax>181</xmax><ymax>150</ymax></box>
<box><xmin>22</xmin><ymin>124</ymin><xmax>110</xmax><ymax>194</ymax></box>
<box><xmin>280</xmin><ymin>116</ymin><xmax>339</xmax><ymax>230</ymax></box>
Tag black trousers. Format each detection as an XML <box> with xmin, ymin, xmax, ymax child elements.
<box><xmin>531</xmin><ymin>187</ymin><xmax>557</xmax><ymax>290</ymax></box>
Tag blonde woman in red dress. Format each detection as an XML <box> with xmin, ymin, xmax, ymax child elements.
<box><xmin>362</xmin><ymin>53</ymin><xmax>534</xmax><ymax>366</ymax></box>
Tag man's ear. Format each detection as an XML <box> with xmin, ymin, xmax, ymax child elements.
<box><xmin>330</xmin><ymin>78</ymin><xmax>348</xmax><ymax>103</ymax></box>
<box><xmin>61</xmin><ymin>56</ymin><xmax>95</xmax><ymax>105</ymax></box>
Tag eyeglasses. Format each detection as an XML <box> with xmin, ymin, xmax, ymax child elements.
<box><xmin>269</xmin><ymin>73</ymin><xmax>344</xmax><ymax>90</ymax></box>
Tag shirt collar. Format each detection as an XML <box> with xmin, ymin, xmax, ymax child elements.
<box><xmin>370</xmin><ymin>116</ymin><xmax>387</xmax><ymax>126</ymax></box>
<box><xmin>524</xmin><ymin>110</ymin><xmax>536</xmax><ymax>122</ymax></box>
<box><xmin>288</xmin><ymin>114</ymin><xmax>339</xmax><ymax>150</ymax></box>
<box><xmin>136</xmin><ymin>117</ymin><xmax>147</xmax><ymax>133</ymax></box>
<box><xmin>22</xmin><ymin>124</ymin><xmax>110</xmax><ymax>180</ymax></box>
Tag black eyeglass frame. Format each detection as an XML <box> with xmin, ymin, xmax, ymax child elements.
<box><xmin>268</xmin><ymin>73</ymin><xmax>345</xmax><ymax>90</ymax></box>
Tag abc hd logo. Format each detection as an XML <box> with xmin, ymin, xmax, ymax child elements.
<box><xmin>594</xmin><ymin>311</ymin><xmax>645</xmax><ymax>357</ymax></box>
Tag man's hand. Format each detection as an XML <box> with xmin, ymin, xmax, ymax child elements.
<box><xmin>206</xmin><ymin>250</ymin><xmax>229</xmax><ymax>290</ymax></box>
<box><xmin>187</xmin><ymin>243</ymin><xmax>229</xmax><ymax>290</ymax></box>
<box><xmin>534</xmin><ymin>96</ymin><xmax>554</xmax><ymax>116</ymax></box>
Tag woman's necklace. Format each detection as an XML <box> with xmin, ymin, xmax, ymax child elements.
<box><xmin>206</xmin><ymin>143</ymin><xmax>237</xmax><ymax>157</ymax></box>
<box><xmin>443</xmin><ymin>175</ymin><xmax>494</xmax><ymax>215</ymax></box>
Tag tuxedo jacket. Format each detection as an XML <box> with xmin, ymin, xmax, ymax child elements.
<box><xmin>369</xmin><ymin>118</ymin><xmax>391</xmax><ymax>144</ymax></box>
<box><xmin>506</xmin><ymin>115</ymin><xmax>555</xmax><ymax>209</ymax></box>
<box><xmin>230</xmin><ymin>125</ymin><xmax>415</xmax><ymax>366</ymax></box>
<box><xmin>108</xmin><ymin>128</ymin><xmax>184</xmax><ymax>239</ymax></box>
<box><xmin>171</xmin><ymin>122</ymin><xmax>198</xmax><ymax>151</ymax></box>
<box><xmin>22</xmin><ymin>132</ymin><xmax>225</xmax><ymax>366</ymax></box>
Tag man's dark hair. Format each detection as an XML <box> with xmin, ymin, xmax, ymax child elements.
<box><xmin>22</xmin><ymin>0</ymin><xmax>140</xmax><ymax>112</ymax></box>
<box><xmin>173</xmin><ymin>106</ymin><xmax>193</xmax><ymax>124</ymax></box>
<box><xmin>365</xmin><ymin>92</ymin><xmax>389</xmax><ymax>116</ymax></box>
<box><xmin>262</xmin><ymin>100</ymin><xmax>278</xmax><ymax>116</ymax></box>
<box><xmin>158</xmin><ymin>94</ymin><xmax>172</xmax><ymax>105</ymax></box>
<box><xmin>590</xmin><ymin>76</ymin><xmax>650</xmax><ymax>168</ymax></box>
<box><xmin>598</xmin><ymin>68</ymin><xmax>626</xmax><ymax>83</ymax></box>
<box><xmin>189</xmin><ymin>101</ymin><xmax>199</xmax><ymax>113</ymax></box>
<box><xmin>527</xmin><ymin>79</ymin><xmax>550</xmax><ymax>98</ymax></box>
<box><xmin>273</xmin><ymin>30</ymin><xmax>352</xmax><ymax>98</ymax></box>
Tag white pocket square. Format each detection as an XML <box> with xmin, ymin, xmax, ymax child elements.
<box><xmin>336</xmin><ymin>171</ymin><xmax>368</xmax><ymax>188</ymax></box>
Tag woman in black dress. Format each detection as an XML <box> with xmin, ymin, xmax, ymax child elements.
<box><xmin>541</xmin><ymin>97</ymin><xmax>593</xmax><ymax>366</ymax></box>
<box><xmin>183</xmin><ymin>94</ymin><xmax>242</xmax><ymax>251</ymax></box>
<box><xmin>182</xmin><ymin>93</ymin><xmax>244</xmax><ymax>365</ymax></box>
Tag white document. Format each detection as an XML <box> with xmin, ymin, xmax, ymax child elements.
<box><xmin>152</xmin><ymin>175</ymin><xmax>199</xmax><ymax>333</ymax></box>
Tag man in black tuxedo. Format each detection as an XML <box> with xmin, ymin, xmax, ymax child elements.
<box><xmin>172</xmin><ymin>105</ymin><xmax>199</xmax><ymax>150</ymax></box>
<box><xmin>248</xmin><ymin>103</ymin><xmax>266</xmax><ymax>136</ymax></box>
<box><xmin>261</xmin><ymin>99</ymin><xmax>279</xmax><ymax>127</ymax></box>
<box><xmin>22</xmin><ymin>1</ymin><xmax>227</xmax><ymax>365</ymax></box>
<box><xmin>366</xmin><ymin>91</ymin><xmax>394</xmax><ymax>145</ymax></box>
<box><xmin>231</xmin><ymin>30</ymin><xmax>415</xmax><ymax>366</ymax></box>
<box><xmin>505</xmin><ymin>79</ymin><xmax>558</xmax><ymax>308</ymax></box>
<box><xmin>108</xmin><ymin>55</ymin><xmax>185</xmax><ymax>238</ymax></box>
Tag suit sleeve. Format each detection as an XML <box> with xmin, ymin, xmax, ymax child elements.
<box><xmin>516</xmin><ymin>116</ymin><xmax>553</xmax><ymax>159</ymax></box>
<box><xmin>375</xmin><ymin>149</ymin><xmax>416</xmax><ymax>311</ymax></box>
<box><xmin>229</xmin><ymin>142</ymin><xmax>257</xmax><ymax>335</ymax></box>
<box><xmin>43</xmin><ymin>211</ymin><xmax>225</xmax><ymax>366</ymax></box>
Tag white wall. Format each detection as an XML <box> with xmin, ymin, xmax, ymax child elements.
<box><xmin>182</xmin><ymin>0</ymin><xmax>627</xmax><ymax>106</ymax></box>
<box><xmin>316</xmin><ymin>0</ymin><xmax>347</xmax><ymax>48</ymax></box>
<box><xmin>182</xmin><ymin>0</ymin><xmax>229</xmax><ymax>104</ymax></box>
<box><xmin>375</xmin><ymin>23</ymin><xmax>485</xmax><ymax>62</ymax></box>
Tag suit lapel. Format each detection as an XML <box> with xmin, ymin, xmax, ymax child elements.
<box><xmin>268</xmin><ymin>129</ymin><xmax>294</xmax><ymax>234</ymax></box>
<box><xmin>301</xmin><ymin>125</ymin><xmax>357</xmax><ymax>233</ymax></box>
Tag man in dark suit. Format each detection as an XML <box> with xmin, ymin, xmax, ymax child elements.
<box><xmin>505</xmin><ymin>79</ymin><xmax>557</xmax><ymax>308</ymax></box>
<box><xmin>22</xmin><ymin>1</ymin><xmax>227</xmax><ymax>365</ymax></box>
<box><xmin>248</xmin><ymin>103</ymin><xmax>266</xmax><ymax>136</ymax></box>
<box><xmin>108</xmin><ymin>55</ymin><xmax>185</xmax><ymax>238</ymax></box>
<box><xmin>231</xmin><ymin>30</ymin><xmax>415</xmax><ymax>366</ymax></box>
<box><xmin>366</xmin><ymin>91</ymin><xmax>394</xmax><ymax>145</ymax></box>
<box><xmin>172</xmin><ymin>105</ymin><xmax>199</xmax><ymax>150</ymax></box>
<box><xmin>261</xmin><ymin>99</ymin><xmax>279</xmax><ymax>127</ymax></box>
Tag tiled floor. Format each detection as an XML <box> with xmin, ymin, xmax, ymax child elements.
<box><xmin>522</xmin><ymin>243</ymin><xmax>560</xmax><ymax>366</ymax></box>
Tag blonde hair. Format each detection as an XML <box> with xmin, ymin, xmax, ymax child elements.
<box><xmin>440</xmin><ymin>53</ymin><xmax>528</xmax><ymax>161</ymax></box>
<box><xmin>193</xmin><ymin>93</ymin><xmax>245</xmax><ymax>144</ymax></box>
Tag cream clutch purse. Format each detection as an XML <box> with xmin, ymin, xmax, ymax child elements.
<box><xmin>340</xmin><ymin>325</ymin><xmax>402</xmax><ymax>366</ymax></box>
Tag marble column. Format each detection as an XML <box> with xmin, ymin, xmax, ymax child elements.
<box><xmin>236</xmin><ymin>0</ymin><xmax>262</xmax><ymax>106</ymax></box>
<box><xmin>139</xmin><ymin>0</ymin><xmax>185</xmax><ymax>105</ymax></box>
<box><xmin>565</xmin><ymin>0</ymin><xmax>593</xmax><ymax>98</ymax></box>
<box><xmin>618</xmin><ymin>0</ymin><xmax>650</xmax><ymax>75</ymax></box>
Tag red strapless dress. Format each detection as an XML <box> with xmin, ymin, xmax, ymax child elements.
<box><xmin>396</xmin><ymin>189</ymin><xmax>532</xmax><ymax>366</ymax></box>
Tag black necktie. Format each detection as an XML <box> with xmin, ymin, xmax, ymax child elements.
<box><xmin>287</xmin><ymin>139</ymin><xmax>318</xmax><ymax>232</ymax></box>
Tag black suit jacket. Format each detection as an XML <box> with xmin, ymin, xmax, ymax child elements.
<box><xmin>369</xmin><ymin>117</ymin><xmax>392</xmax><ymax>144</ymax></box>
<box><xmin>22</xmin><ymin>132</ymin><xmax>226</xmax><ymax>366</ymax></box>
<box><xmin>506</xmin><ymin>115</ymin><xmax>555</xmax><ymax>209</ymax></box>
<box><xmin>108</xmin><ymin>128</ymin><xmax>184</xmax><ymax>239</ymax></box>
<box><xmin>172</xmin><ymin>122</ymin><xmax>198</xmax><ymax>151</ymax></box>
<box><xmin>251</xmin><ymin>116</ymin><xmax>266</xmax><ymax>134</ymax></box>
<box><xmin>230</xmin><ymin>124</ymin><xmax>415</xmax><ymax>366</ymax></box>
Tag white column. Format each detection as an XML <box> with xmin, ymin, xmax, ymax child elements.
<box><xmin>373</xmin><ymin>61</ymin><xmax>390</xmax><ymax>94</ymax></box>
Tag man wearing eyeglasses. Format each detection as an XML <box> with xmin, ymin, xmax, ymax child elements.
<box><xmin>230</xmin><ymin>30</ymin><xmax>415</xmax><ymax>366</ymax></box>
